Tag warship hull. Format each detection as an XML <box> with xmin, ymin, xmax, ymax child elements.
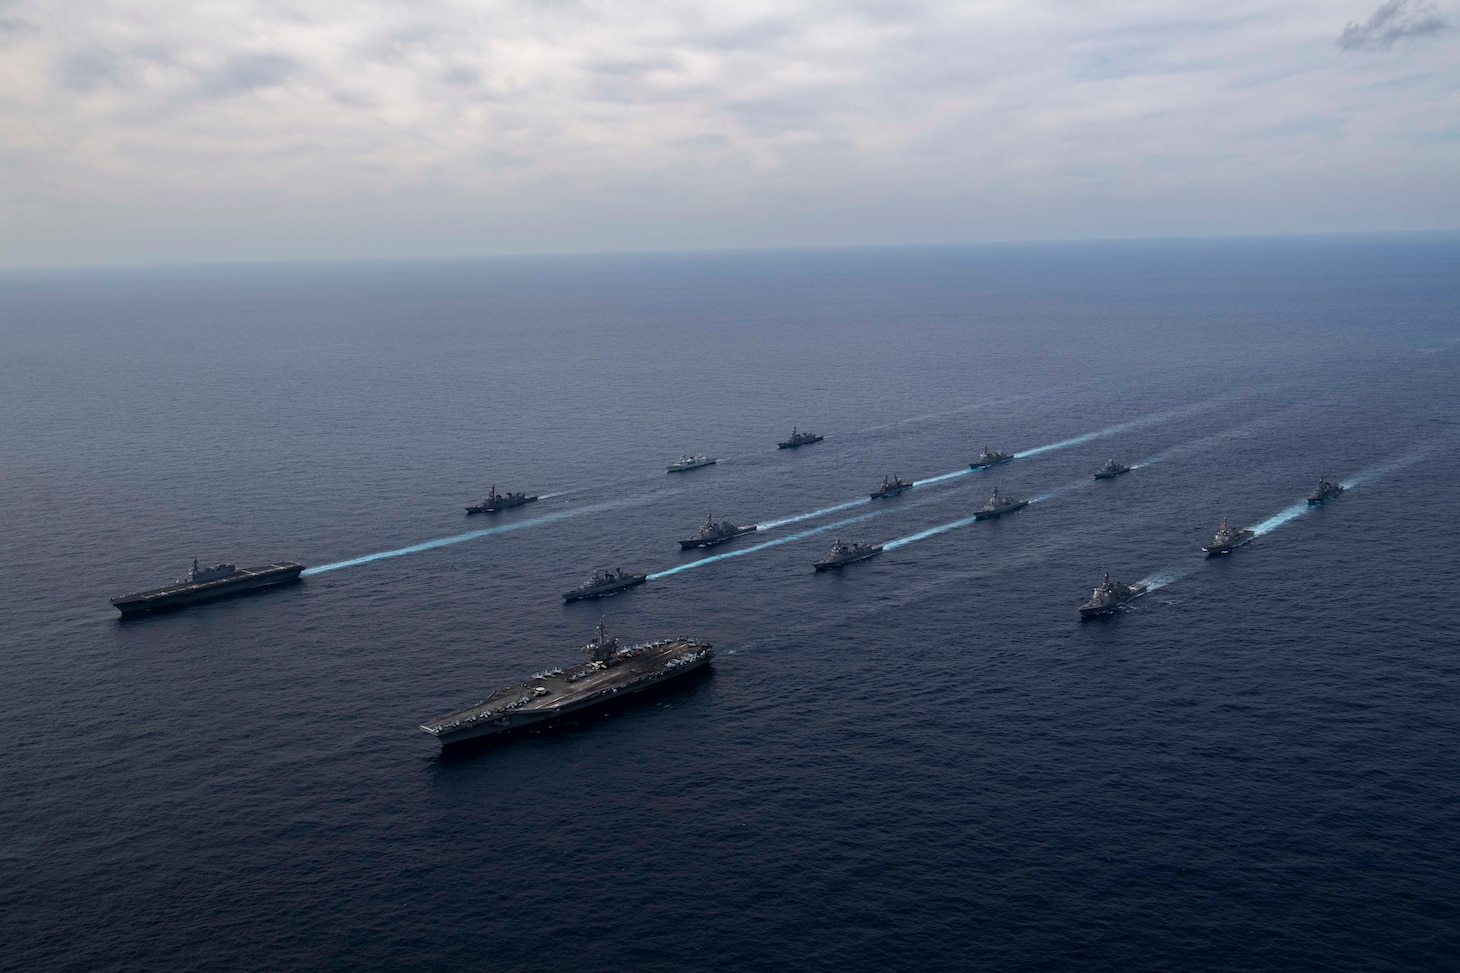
<box><xmin>814</xmin><ymin>548</ymin><xmax>883</xmax><ymax>571</ymax></box>
<box><xmin>777</xmin><ymin>436</ymin><xmax>823</xmax><ymax>449</ymax></box>
<box><xmin>421</xmin><ymin>639</ymin><xmax>713</xmax><ymax>746</ymax></box>
<box><xmin>969</xmin><ymin>457</ymin><xmax>1013</xmax><ymax>471</ymax></box>
<box><xmin>111</xmin><ymin>562</ymin><xmax>305</xmax><ymax>615</ymax></box>
<box><xmin>1094</xmin><ymin>468</ymin><xmax>1131</xmax><ymax>480</ymax></box>
<box><xmin>870</xmin><ymin>486</ymin><xmax>911</xmax><ymax>499</ymax></box>
<box><xmin>562</xmin><ymin>575</ymin><xmax>647</xmax><ymax>601</ymax></box>
<box><xmin>974</xmin><ymin>500</ymin><xmax>1028</xmax><ymax>520</ymax></box>
<box><xmin>466</xmin><ymin>496</ymin><xmax>539</xmax><ymax>514</ymax></box>
<box><xmin>678</xmin><ymin>526</ymin><xmax>757</xmax><ymax>549</ymax></box>
<box><xmin>1079</xmin><ymin>587</ymin><xmax>1148</xmax><ymax>619</ymax></box>
<box><xmin>1202</xmin><ymin>534</ymin><xmax>1255</xmax><ymax>556</ymax></box>
<box><xmin>668</xmin><ymin>459</ymin><xmax>716</xmax><ymax>473</ymax></box>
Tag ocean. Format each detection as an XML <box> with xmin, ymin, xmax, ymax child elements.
<box><xmin>2</xmin><ymin>235</ymin><xmax>1458</xmax><ymax>972</ymax></box>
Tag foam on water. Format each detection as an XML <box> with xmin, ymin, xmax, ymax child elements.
<box><xmin>649</xmin><ymin>507</ymin><xmax>887</xmax><ymax>579</ymax></box>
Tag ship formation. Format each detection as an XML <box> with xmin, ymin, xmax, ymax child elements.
<box><xmin>111</xmin><ymin>559</ymin><xmax>304</xmax><ymax>616</ymax></box>
<box><xmin>419</xmin><ymin>620</ymin><xmax>713</xmax><ymax>746</ymax></box>
<box><xmin>466</xmin><ymin>485</ymin><xmax>539</xmax><ymax>514</ymax></box>
<box><xmin>679</xmin><ymin>513</ymin><xmax>758</xmax><ymax>549</ymax></box>
<box><xmin>105</xmin><ymin>407</ymin><xmax>1360</xmax><ymax>746</ymax></box>
<box><xmin>1079</xmin><ymin>573</ymin><xmax>1148</xmax><ymax>618</ymax></box>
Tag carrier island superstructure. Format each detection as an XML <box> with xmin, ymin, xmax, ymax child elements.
<box><xmin>420</xmin><ymin>621</ymin><xmax>713</xmax><ymax>746</ymax></box>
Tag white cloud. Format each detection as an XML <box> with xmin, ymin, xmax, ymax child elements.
<box><xmin>0</xmin><ymin>0</ymin><xmax>1457</xmax><ymax>264</ymax></box>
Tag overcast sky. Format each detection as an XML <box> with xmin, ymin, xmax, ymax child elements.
<box><xmin>1</xmin><ymin>0</ymin><xmax>1456</xmax><ymax>266</ymax></box>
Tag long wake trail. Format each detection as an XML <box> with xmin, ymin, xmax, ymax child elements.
<box><xmin>649</xmin><ymin>508</ymin><xmax>889</xmax><ymax>580</ymax></box>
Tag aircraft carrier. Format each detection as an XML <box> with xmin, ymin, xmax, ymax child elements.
<box><xmin>420</xmin><ymin>620</ymin><xmax>714</xmax><ymax>746</ymax></box>
<box><xmin>111</xmin><ymin>559</ymin><xmax>305</xmax><ymax>615</ymax></box>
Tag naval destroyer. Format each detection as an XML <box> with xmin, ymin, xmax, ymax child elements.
<box><xmin>870</xmin><ymin>474</ymin><xmax>912</xmax><ymax>499</ymax></box>
<box><xmin>974</xmin><ymin>486</ymin><xmax>1029</xmax><ymax>520</ymax></box>
<box><xmin>419</xmin><ymin>619</ymin><xmax>713</xmax><ymax>746</ymax></box>
<box><xmin>1094</xmin><ymin>459</ymin><xmax>1132</xmax><ymax>479</ymax></box>
<box><xmin>777</xmin><ymin>427</ymin><xmax>824</xmax><ymax>449</ymax></box>
<box><xmin>466</xmin><ymin>485</ymin><xmax>539</xmax><ymax>514</ymax></box>
<box><xmin>1078</xmin><ymin>573</ymin><xmax>1148</xmax><ymax>618</ymax></box>
<box><xmin>111</xmin><ymin>558</ymin><xmax>304</xmax><ymax>615</ymax></box>
<box><xmin>679</xmin><ymin>513</ymin><xmax>757</xmax><ymax>549</ymax></box>
<box><xmin>1202</xmin><ymin>518</ymin><xmax>1255</xmax><ymax>556</ymax></box>
<box><xmin>563</xmin><ymin>568</ymin><xmax>647</xmax><ymax>601</ymax></box>
<box><xmin>1307</xmin><ymin>479</ymin><xmax>1345</xmax><ymax>504</ymax></box>
<box><xmin>814</xmin><ymin>540</ymin><xmax>883</xmax><ymax>571</ymax></box>
<box><xmin>969</xmin><ymin>446</ymin><xmax>1014</xmax><ymax>470</ymax></box>
<box><xmin>668</xmin><ymin>455</ymin><xmax>717</xmax><ymax>473</ymax></box>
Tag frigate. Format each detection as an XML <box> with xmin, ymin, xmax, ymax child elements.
<box><xmin>870</xmin><ymin>474</ymin><xmax>913</xmax><ymax>499</ymax></box>
<box><xmin>1202</xmin><ymin>518</ymin><xmax>1255</xmax><ymax>556</ymax></box>
<box><xmin>1307</xmin><ymin>479</ymin><xmax>1345</xmax><ymax>505</ymax></box>
<box><xmin>1094</xmin><ymin>459</ymin><xmax>1132</xmax><ymax>479</ymax></box>
<box><xmin>667</xmin><ymin>455</ymin><xmax>717</xmax><ymax>473</ymax></box>
<box><xmin>562</xmin><ymin>568</ymin><xmax>648</xmax><ymax>601</ymax></box>
<box><xmin>419</xmin><ymin>619</ymin><xmax>713</xmax><ymax>746</ymax></box>
<box><xmin>969</xmin><ymin>446</ymin><xmax>1014</xmax><ymax>470</ymax></box>
<box><xmin>974</xmin><ymin>486</ymin><xmax>1029</xmax><ymax>520</ymax></box>
<box><xmin>1078</xmin><ymin>572</ymin><xmax>1148</xmax><ymax>618</ymax></box>
<box><xmin>110</xmin><ymin>558</ymin><xmax>304</xmax><ymax>615</ymax></box>
<box><xmin>777</xmin><ymin>426</ymin><xmax>824</xmax><ymax>449</ymax></box>
<box><xmin>813</xmin><ymin>540</ymin><xmax>884</xmax><ymax>571</ymax></box>
<box><xmin>678</xmin><ymin>513</ymin><xmax>758</xmax><ymax>549</ymax></box>
<box><xmin>466</xmin><ymin>485</ymin><xmax>539</xmax><ymax>514</ymax></box>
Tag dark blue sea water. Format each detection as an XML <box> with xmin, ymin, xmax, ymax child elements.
<box><xmin>2</xmin><ymin>236</ymin><xmax>1458</xmax><ymax>972</ymax></box>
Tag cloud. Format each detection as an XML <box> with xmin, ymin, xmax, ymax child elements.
<box><xmin>1338</xmin><ymin>0</ymin><xmax>1451</xmax><ymax>50</ymax></box>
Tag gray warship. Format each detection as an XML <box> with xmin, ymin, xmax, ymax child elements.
<box><xmin>679</xmin><ymin>513</ymin><xmax>758</xmax><ymax>549</ymax></box>
<box><xmin>870</xmin><ymin>474</ymin><xmax>913</xmax><ymax>499</ymax></box>
<box><xmin>814</xmin><ymin>540</ymin><xmax>884</xmax><ymax>571</ymax></box>
<box><xmin>974</xmin><ymin>486</ymin><xmax>1029</xmax><ymax>520</ymax></box>
<box><xmin>562</xmin><ymin>568</ymin><xmax>647</xmax><ymax>601</ymax></box>
<box><xmin>1094</xmin><ymin>458</ymin><xmax>1132</xmax><ymax>479</ymax></box>
<box><xmin>969</xmin><ymin>446</ymin><xmax>1014</xmax><ymax>470</ymax></box>
<box><xmin>111</xmin><ymin>558</ymin><xmax>305</xmax><ymax>615</ymax></box>
<box><xmin>1307</xmin><ymin>479</ymin><xmax>1345</xmax><ymax>505</ymax></box>
<box><xmin>1202</xmin><ymin>517</ymin><xmax>1255</xmax><ymax>556</ymax></box>
<box><xmin>667</xmin><ymin>455</ymin><xmax>717</xmax><ymax>473</ymax></box>
<box><xmin>466</xmin><ymin>485</ymin><xmax>539</xmax><ymax>514</ymax></box>
<box><xmin>419</xmin><ymin>619</ymin><xmax>713</xmax><ymax>746</ymax></box>
<box><xmin>777</xmin><ymin>426</ymin><xmax>824</xmax><ymax>449</ymax></box>
<box><xmin>1078</xmin><ymin>572</ymin><xmax>1148</xmax><ymax>619</ymax></box>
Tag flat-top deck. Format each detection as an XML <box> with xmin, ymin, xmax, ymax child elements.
<box><xmin>116</xmin><ymin>561</ymin><xmax>304</xmax><ymax>602</ymax></box>
<box><xmin>421</xmin><ymin>638</ymin><xmax>710</xmax><ymax>737</ymax></box>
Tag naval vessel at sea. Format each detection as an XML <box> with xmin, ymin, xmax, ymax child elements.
<box><xmin>870</xmin><ymin>474</ymin><xmax>912</xmax><ymax>499</ymax></box>
<box><xmin>1202</xmin><ymin>518</ymin><xmax>1255</xmax><ymax>556</ymax></box>
<box><xmin>777</xmin><ymin>426</ymin><xmax>824</xmax><ymax>449</ymax></box>
<box><xmin>678</xmin><ymin>513</ymin><xmax>757</xmax><ymax>549</ymax></box>
<box><xmin>1079</xmin><ymin>573</ymin><xmax>1148</xmax><ymax>618</ymax></box>
<box><xmin>974</xmin><ymin>486</ymin><xmax>1029</xmax><ymax>520</ymax></box>
<box><xmin>466</xmin><ymin>485</ymin><xmax>539</xmax><ymax>514</ymax></box>
<box><xmin>814</xmin><ymin>540</ymin><xmax>883</xmax><ymax>571</ymax></box>
<box><xmin>420</xmin><ymin>620</ymin><xmax>714</xmax><ymax>746</ymax></box>
<box><xmin>111</xmin><ymin>558</ymin><xmax>305</xmax><ymax>615</ymax></box>
<box><xmin>1094</xmin><ymin>458</ymin><xmax>1132</xmax><ymax>479</ymax></box>
<box><xmin>563</xmin><ymin>568</ymin><xmax>647</xmax><ymax>601</ymax></box>
<box><xmin>969</xmin><ymin>446</ymin><xmax>1014</xmax><ymax>470</ymax></box>
<box><xmin>667</xmin><ymin>455</ymin><xmax>717</xmax><ymax>473</ymax></box>
<box><xmin>1307</xmin><ymin>479</ymin><xmax>1345</xmax><ymax>504</ymax></box>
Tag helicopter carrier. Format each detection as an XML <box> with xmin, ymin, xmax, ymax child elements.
<box><xmin>419</xmin><ymin>620</ymin><xmax>714</xmax><ymax>746</ymax></box>
<box><xmin>111</xmin><ymin>559</ymin><xmax>305</xmax><ymax>615</ymax></box>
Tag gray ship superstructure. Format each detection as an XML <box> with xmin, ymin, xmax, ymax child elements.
<box><xmin>870</xmin><ymin>474</ymin><xmax>912</xmax><ymax>499</ymax></box>
<box><xmin>969</xmin><ymin>446</ymin><xmax>1014</xmax><ymax>470</ymax></box>
<box><xmin>974</xmin><ymin>486</ymin><xmax>1029</xmax><ymax>520</ymax></box>
<box><xmin>1202</xmin><ymin>517</ymin><xmax>1255</xmax><ymax>556</ymax></box>
<box><xmin>111</xmin><ymin>558</ymin><xmax>304</xmax><ymax>615</ymax></box>
<box><xmin>667</xmin><ymin>455</ymin><xmax>717</xmax><ymax>473</ymax></box>
<box><xmin>466</xmin><ymin>485</ymin><xmax>539</xmax><ymax>514</ymax></box>
<box><xmin>1078</xmin><ymin>573</ymin><xmax>1148</xmax><ymax>618</ymax></box>
<box><xmin>1094</xmin><ymin>459</ymin><xmax>1132</xmax><ymax>479</ymax></box>
<box><xmin>1307</xmin><ymin>479</ymin><xmax>1345</xmax><ymax>505</ymax></box>
<box><xmin>777</xmin><ymin>427</ymin><xmax>824</xmax><ymax>449</ymax></box>
<box><xmin>679</xmin><ymin>513</ymin><xmax>758</xmax><ymax>549</ymax></box>
<box><xmin>419</xmin><ymin>619</ymin><xmax>713</xmax><ymax>746</ymax></box>
<box><xmin>814</xmin><ymin>540</ymin><xmax>883</xmax><ymax>571</ymax></box>
<box><xmin>562</xmin><ymin>568</ymin><xmax>647</xmax><ymax>601</ymax></box>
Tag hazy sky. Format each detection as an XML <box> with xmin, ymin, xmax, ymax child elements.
<box><xmin>1</xmin><ymin>0</ymin><xmax>1456</xmax><ymax>265</ymax></box>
